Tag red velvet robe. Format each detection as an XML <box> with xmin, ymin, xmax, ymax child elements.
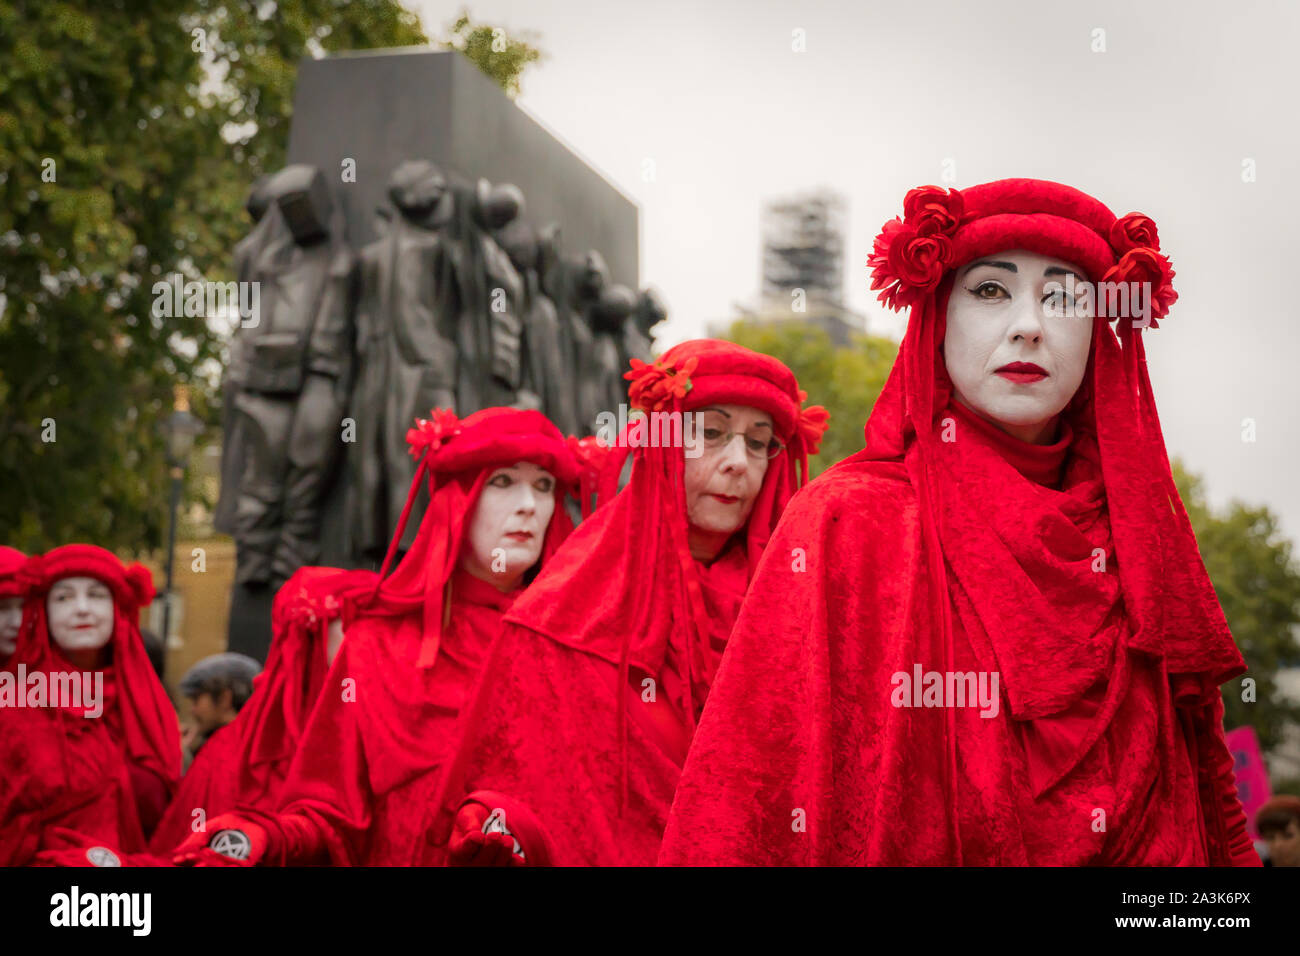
<box><xmin>660</xmin><ymin>408</ymin><xmax>1258</xmax><ymax>866</ymax></box>
<box><xmin>424</xmin><ymin>543</ymin><xmax>750</xmax><ymax>866</ymax></box>
<box><xmin>0</xmin><ymin>702</ymin><xmax>159</xmax><ymax>866</ymax></box>
<box><xmin>233</xmin><ymin>569</ymin><xmax>518</xmax><ymax>865</ymax></box>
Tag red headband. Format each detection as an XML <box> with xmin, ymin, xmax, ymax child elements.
<box><xmin>0</xmin><ymin>546</ymin><xmax>25</xmax><ymax>599</ymax></box>
<box><xmin>869</xmin><ymin>179</ymin><xmax>1178</xmax><ymax>327</ymax></box>
<box><xmin>19</xmin><ymin>544</ymin><xmax>155</xmax><ymax>610</ymax></box>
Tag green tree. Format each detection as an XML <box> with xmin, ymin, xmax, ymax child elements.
<box><xmin>1173</xmin><ymin>462</ymin><xmax>1300</xmax><ymax>771</ymax></box>
<box><xmin>724</xmin><ymin>320</ymin><xmax>897</xmax><ymax>476</ymax></box>
<box><xmin>0</xmin><ymin>1</ymin><xmax>427</xmax><ymax>554</ymax></box>
<box><xmin>438</xmin><ymin>9</ymin><xmax>544</xmax><ymax>98</ymax></box>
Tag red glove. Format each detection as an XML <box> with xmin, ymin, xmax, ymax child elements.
<box><xmin>171</xmin><ymin>813</ymin><xmax>269</xmax><ymax>867</ymax></box>
<box><xmin>447</xmin><ymin>802</ymin><xmax>526</xmax><ymax>867</ymax></box>
<box><xmin>30</xmin><ymin>831</ymin><xmax>168</xmax><ymax>868</ymax></box>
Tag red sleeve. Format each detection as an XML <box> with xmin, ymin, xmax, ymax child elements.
<box><xmin>1196</xmin><ymin>696</ymin><xmax>1261</xmax><ymax>866</ymax></box>
<box><xmin>264</xmin><ymin>639</ymin><xmax>376</xmax><ymax>865</ymax></box>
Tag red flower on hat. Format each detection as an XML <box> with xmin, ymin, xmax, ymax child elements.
<box><xmin>407</xmin><ymin>407</ymin><xmax>463</xmax><ymax>460</ymax></box>
<box><xmin>868</xmin><ymin>186</ymin><xmax>963</xmax><ymax>312</ymax></box>
<box><xmin>1101</xmin><ymin>247</ymin><xmax>1179</xmax><ymax>328</ymax></box>
<box><xmin>624</xmin><ymin>356</ymin><xmax>698</xmax><ymax>413</ymax></box>
<box><xmin>1109</xmin><ymin>213</ymin><xmax>1161</xmax><ymax>254</ymax></box>
<box><xmin>903</xmin><ymin>185</ymin><xmax>966</xmax><ymax>236</ymax></box>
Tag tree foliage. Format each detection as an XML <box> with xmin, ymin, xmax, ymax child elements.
<box><xmin>439</xmin><ymin>9</ymin><xmax>544</xmax><ymax>98</ymax></box>
<box><xmin>1173</xmin><ymin>462</ymin><xmax>1300</xmax><ymax>763</ymax></box>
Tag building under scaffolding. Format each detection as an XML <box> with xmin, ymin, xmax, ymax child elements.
<box><xmin>711</xmin><ymin>188</ymin><xmax>865</xmax><ymax>346</ymax></box>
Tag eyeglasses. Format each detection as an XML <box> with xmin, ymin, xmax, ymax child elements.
<box><xmin>693</xmin><ymin>413</ymin><xmax>784</xmax><ymax>460</ymax></box>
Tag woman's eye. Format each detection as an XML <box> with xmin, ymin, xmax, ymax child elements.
<box><xmin>702</xmin><ymin>428</ymin><xmax>724</xmax><ymax>441</ymax></box>
<box><xmin>745</xmin><ymin>437</ymin><xmax>766</xmax><ymax>453</ymax></box>
<box><xmin>490</xmin><ymin>474</ymin><xmax>513</xmax><ymax>487</ymax></box>
<box><xmin>972</xmin><ymin>281</ymin><xmax>1008</xmax><ymax>299</ymax></box>
<box><xmin>534</xmin><ymin>478</ymin><xmax>554</xmax><ymax>493</ymax></box>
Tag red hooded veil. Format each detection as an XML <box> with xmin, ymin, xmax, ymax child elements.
<box><xmin>148</xmin><ymin>566</ymin><xmax>378</xmax><ymax>855</ymax></box>
<box><xmin>661</xmin><ymin>179</ymin><xmax>1259</xmax><ymax>866</ymax></box>
<box><xmin>423</xmin><ymin>339</ymin><xmax>828</xmax><ymax>865</ymax></box>
<box><xmin>0</xmin><ymin>546</ymin><xmax>25</xmax><ymax>667</ymax></box>
<box><xmin>1</xmin><ymin>545</ymin><xmax>177</xmax><ymax>864</ymax></box>
<box><xmin>175</xmin><ymin>407</ymin><xmax>580</xmax><ymax>866</ymax></box>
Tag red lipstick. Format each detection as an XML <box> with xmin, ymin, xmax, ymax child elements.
<box><xmin>995</xmin><ymin>361</ymin><xmax>1048</xmax><ymax>384</ymax></box>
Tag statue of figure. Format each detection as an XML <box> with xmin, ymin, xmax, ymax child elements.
<box><xmin>223</xmin><ymin>164</ymin><xmax>358</xmax><ymax>587</ymax></box>
<box><xmin>566</xmin><ymin>250</ymin><xmax>612</xmax><ymax>433</ymax></box>
<box><xmin>348</xmin><ymin>160</ymin><xmax>458</xmax><ymax>560</ymax></box>
<box><xmin>443</xmin><ymin>179</ymin><xmax>528</xmax><ymax>413</ymax></box>
<box><xmin>496</xmin><ymin>218</ymin><xmax>579</xmax><ymax>436</ymax></box>
<box><xmin>588</xmin><ymin>284</ymin><xmax>637</xmax><ymax>428</ymax></box>
<box><xmin>214</xmin><ymin>175</ymin><xmax>286</xmax><ymax>538</ymax></box>
<box><xmin>624</xmin><ymin>286</ymin><xmax>666</xmax><ymax>369</ymax></box>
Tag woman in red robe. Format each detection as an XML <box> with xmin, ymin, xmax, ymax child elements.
<box><xmin>422</xmin><ymin>339</ymin><xmax>828</xmax><ymax>866</ymax></box>
<box><xmin>0</xmin><ymin>547</ymin><xmax>25</xmax><ymax>667</ymax></box>
<box><xmin>0</xmin><ymin>545</ymin><xmax>177</xmax><ymax>865</ymax></box>
<box><xmin>660</xmin><ymin>179</ymin><xmax>1259</xmax><ymax>866</ymax></box>
<box><xmin>148</xmin><ymin>567</ymin><xmax>377</xmax><ymax>855</ymax></box>
<box><xmin>172</xmin><ymin>406</ymin><xmax>580</xmax><ymax>865</ymax></box>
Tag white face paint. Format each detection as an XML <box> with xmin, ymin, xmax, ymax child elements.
<box><xmin>46</xmin><ymin>576</ymin><xmax>115</xmax><ymax>656</ymax></box>
<box><xmin>944</xmin><ymin>249</ymin><xmax>1094</xmax><ymax>444</ymax></box>
<box><xmin>683</xmin><ymin>403</ymin><xmax>773</xmax><ymax>535</ymax></box>
<box><xmin>460</xmin><ymin>462</ymin><xmax>557</xmax><ymax>591</ymax></box>
<box><xmin>0</xmin><ymin>596</ymin><xmax>23</xmax><ymax>656</ymax></box>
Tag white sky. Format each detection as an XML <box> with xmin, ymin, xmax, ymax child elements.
<box><xmin>413</xmin><ymin>0</ymin><xmax>1300</xmax><ymax>538</ymax></box>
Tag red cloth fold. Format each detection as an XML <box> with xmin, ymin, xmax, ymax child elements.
<box><xmin>661</xmin><ymin>179</ymin><xmax>1257</xmax><ymax>866</ymax></box>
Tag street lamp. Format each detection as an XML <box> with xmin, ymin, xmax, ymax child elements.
<box><xmin>161</xmin><ymin>384</ymin><xmax>204</xmax><ymax>669</ymax></box>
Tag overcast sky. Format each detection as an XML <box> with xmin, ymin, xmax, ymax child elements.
<box><xmin>414</xmin><ymin>0</ymin><xmax>1300</xmax><ymax>538</ymax></box>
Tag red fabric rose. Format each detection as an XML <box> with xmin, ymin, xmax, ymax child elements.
<box><xmin>1109</xmin><ymin>213</ymin><xmax>1161</xmax><ymax>254</ymax></box>
<box><xmin>624</xmin><ymin>356</ymin><xmax>698</xmax><ymax>413</ymax></box>
<box><xmin>1101</xmin><ymin>247</ymin><xmax>1178</xmax><ymax>327</ymax></box>
<box><xmin>903</xmin><ymin>185</ymin><xmax>965</xmax><ymax>236</ymax></box>
<box><xmin>406</xmin><ymin>407</ymin><xmax>463</xmax><ymax>460</ymax></box>
<box><xmin>868</xmin><ymin>186</ymin><xmax>963</xmax><ymax>312</ymax></box>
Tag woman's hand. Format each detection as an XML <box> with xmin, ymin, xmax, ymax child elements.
<box><xmin>171</xmin><ymin>813</ymin><xmax>269</xmax><ymax>867</ymax></box>
<box><xmin>446</xmin><ymin>802</ymin><xmax>525</xmax><ymax>867</ymax></box>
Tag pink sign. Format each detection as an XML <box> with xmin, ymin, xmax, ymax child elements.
<box><xmin>1225</xmin><ymin>726</ymin><xmax>1272</xmax><ymax>839</ymax></box>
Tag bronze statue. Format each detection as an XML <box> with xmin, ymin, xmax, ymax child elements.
<box><xmin>221</xmin><ymin>165</ymin><xmax>358</xmax><ymax>587</ymax></box>
<box><xmin>588</xmin><ymin>283</ymin><xmax>637</xmax><ymax>429</ymax></box>
<box><xmin>624</xmin><ymin>286</ymin><xmax>666</xmax><ymax>369</ymax></box>
<box><xmin>348</xmin><ymin>160</ymin><xmax>458</xmax><ymax>559</ymax></box>
<box><xmin>497</xmin><ymin>217</ymin><xmax>579</xmax><ymax>436</ymax></box>
<box><xmin>443</xmin><ymin>179</ymin><xmax>528</xmax><ymax>413</ymax></box>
